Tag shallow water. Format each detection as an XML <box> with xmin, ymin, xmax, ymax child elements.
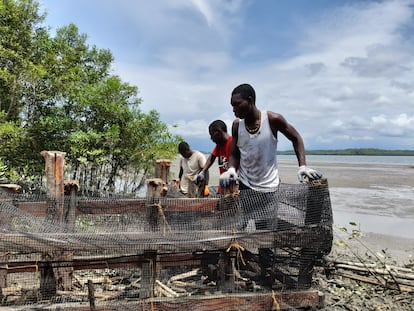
<box><xmin>171</xmin><ymin>155</ymin><xmax>414</xmax><ymax>239</ymax></box>
<box><xmin>330</xmin><ymin>186</ymin><xmax>414</xmax><ymax>239</ymax></box>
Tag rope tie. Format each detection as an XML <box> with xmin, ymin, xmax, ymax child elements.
<box><xmin>146</xmin><ymin>202</ymin><xmax>170</xmax><ymax>236</ymax></box>
<box><xmin>156</xmin><ymin>203</ymin><xmax>169</xmax><ymax>236</ymax></box>
<box><xmin>271</xmin><ymin>290</ymin><xmax>280</xmax><ymax>311</ymax></box>
<box><xmin>223</xmin><ymin>188</ymin><xmax>241</xmax><ymax>215</ymax></box>
<box><xmin>226</xmin><ymin>240</ymin><xmax>246</xmax><ymax>266</ymax></box>
<box><xmin>223</xmin><ymin>189</ymin><xmax>240</xmax><ymax>200</ymax></box>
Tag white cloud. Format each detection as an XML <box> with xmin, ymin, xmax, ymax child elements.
<box><xmin>372</xmin><ymin>115</ymin><xmax>388</xmax><ymax>126</ymax></box>
<box><xmin>190</xmin><ymin>0</ymin><xmax>215</xmax><ymax>26</ymax></box>
<box><xmin>367</xmin><ymin>113</ymin><xmax>414</xmax><ymax>137</ymax></box>
<box><xmin>41</xmin><ymin>0</ymin><xmax>414</xmax><ymax>150</ymax></box>
<box><xmin>392</xmin><ymin>113</ymin><xmax>414</xmax><ymax>128</ymax></box>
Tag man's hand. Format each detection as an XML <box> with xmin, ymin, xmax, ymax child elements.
<box><xmin>195</xmin><ymin>171</ymin><xmax>205</xmax><ymax>184</ymax></box>
<box><xmin>219</xmin><ymin>167</ymin><xmax>238</xmax><ymax>187</ymax></box>
<box><xmin>172</xmin><ymin>179</ymin><xmax>180</xmax><ymax>189</ymax></box>
<box><xmin>297</xmin><ymin>165</ymin><xmax>322</xmax><ymax>183</ymax></box>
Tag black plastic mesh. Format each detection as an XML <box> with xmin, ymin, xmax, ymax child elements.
<box><xmin>0</xmin><ymin>180</ymin><xmax>332</xmax><ymax>310</ymax></box>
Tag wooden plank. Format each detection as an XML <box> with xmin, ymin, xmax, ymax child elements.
<box><xmin>11</xmin><ymin>201</ymin><xmax>48</xmax><ymax>216</ymax></box>
<box><xmin>12</xmin><ymin>197</ymin><xmax>220</xmax><ymax>216</ymax></box>
<box><xmin>0</xmin><ymin>226</ymin><xmax>331</xmax><ymax>255</ymax></box>
<box><xmin>140</xmin><ymin>251</ymin><xmax>158</xmax><ymax>298</ymax></box>
<box><xmin>26</xmin><ymin>290</ymin><xmax>324</xmax><ymax>310</ymax></box>
<box><xmin>0</xmin><ymin>226</ymin><xmax>331</xmax><ymax>254</ymax></box>
<box><xmin>0</xmin><ymin>251</ymin><xmax>220</xmax><ymax>274</ymax></box>
<box><xmin>76</xmin><ymin>199</ymin><xmax>148</xmax><ymax>214</ymax></box>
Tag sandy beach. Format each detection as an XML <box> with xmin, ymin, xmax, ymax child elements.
<box><xmin>171</xmin><ymin>157</ymin><xmax>414</xmax><ymax>263</ymax></box>
<box><xmin>171</xmin><ymin>157</ymin><xmax>414</xmax><ymax>309</ymax></box>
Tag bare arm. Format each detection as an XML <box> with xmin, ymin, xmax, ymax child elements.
<box><xmin>228</xmin><ymin>120</ymin><xmax>240</xmax><ymax>170</ymax></box>
<box><xmin>178</xmin><ymin>166</ymin><xmax>183</xmax><ymax>180</ymax></box>
<box><xmin>201</xmin><ymin>154</ymin><xmax>216</xmax><ymax>173</ymax></box>
<box><xmin>268</xmin><ymin>111</ymin><xmax>307</xmax><ymax>167</ymax></box>
<box><xmin>178</xmin><ymin>157</ymin><xmax>184</xmax><ymax>180</ymax></box>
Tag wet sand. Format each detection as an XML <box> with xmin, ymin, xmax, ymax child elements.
<box><xmin>171</xmin><ymin>157</ymin><xmax>414</xmax><ymax>264</ymax></box>
<box><xmin>173</xmin><ymin>157</ymin><xmax>413</xmax><ymax>190</ymax></box>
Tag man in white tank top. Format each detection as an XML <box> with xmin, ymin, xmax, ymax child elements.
<box><xmin>220</xmin><ymin>83</ymin><xmax>322</xmax><ymax>192</ymax></box>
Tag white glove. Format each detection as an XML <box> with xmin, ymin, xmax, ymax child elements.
<box><xmin>219</xmin><ymin>167</ymin><xmax>238</xmax><ymax>188</ymax></box>
<box><xmin>195</xmin><ymin>171</ymin><xmax>205</xmax><ymax>184</ymax></box>
<box><xmin>297</xmin><ymin>165</ymin><xmax>322</xmax><ymax>183</ymax></box>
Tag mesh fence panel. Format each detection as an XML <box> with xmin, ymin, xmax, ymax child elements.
<box><xmin>0</xmin><ymin>180</ymin><xmax>332</xmax><ymax>310</ymax></box>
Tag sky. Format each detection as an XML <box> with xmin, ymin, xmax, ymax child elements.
<box><xmin>38</xmin><ymin>0</ymin><xmax>414</xmax><ymax>152</ymax></box>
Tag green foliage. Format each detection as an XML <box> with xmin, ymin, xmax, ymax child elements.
<box><xmin>0</xmin><ymin>0</ymin><xmax>180</xmax><ymax>193</ymax></box>
<box><xmin>335</xmin><ymin>221</ymin><xmax>361</xmax><ymax>248</ymax></box>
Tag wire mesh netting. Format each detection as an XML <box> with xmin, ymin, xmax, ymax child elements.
<box><xmin>0</xmin><ymin>179</ymin><xmax>333</xmax><ymax>310</ymax></box>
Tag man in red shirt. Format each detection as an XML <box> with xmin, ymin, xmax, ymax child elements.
<box><xmin>196</xmin><ymin>120</ymin><xmax>232</xmax><ymax>194</ymax></box>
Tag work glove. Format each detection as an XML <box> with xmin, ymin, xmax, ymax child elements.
<box><xmin>297</xmin><ymin>165</ymin><xmax>322</xmax><ymax>183</ymax></box>
<box><xmin>219</xmin><ymin>167</ymin><xmax>238</xmax><ymax>188</ymax></box>
<box><xmin>195</xmin><ymin>171</ymin><xmax>205</xmax><ymax>184</ymax></box>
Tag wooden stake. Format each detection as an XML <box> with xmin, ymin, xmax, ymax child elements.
<box><xmin>87</xmin><ymin>279</ymin><xmax>96</xmax><ymax>311</ymax></box>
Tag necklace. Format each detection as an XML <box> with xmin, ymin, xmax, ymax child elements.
<box><xmin>245</xmin><ymin>113</ymin><xmax>261</xmax><ymax>134</ymax></box>
<box><xmin>245</xmin><ymin>125</ymin><xmax>260</xmax><ymax>134</ymax></box>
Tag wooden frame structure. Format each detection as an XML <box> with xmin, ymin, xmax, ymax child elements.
<box><xmin>0</xmin><ymin>152</ymin><xmax>332</xmax><ymax>310</ymax></box>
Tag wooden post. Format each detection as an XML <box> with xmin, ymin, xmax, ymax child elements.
<box><xmin>140</xmin><ymin>251</ymin><xmax>158</xmax><ymax>298</ymax></box>
<box><xmin>40</xmin><ymin>254</ymin><xmax>74</xmax><ymax>297</ymax></box>
<box><xmin>145</xmin><ymin>178</ymin><xmax>167</xmax><ymax>231</ymax></box>
<box><xmin>139</xmin><ymin>162</ymin><xmax>168</xmax><ymax>299</ymax></box>
<box><xmin>40</xmin><ymin>151</ymin><xmax>74</xmax><ymax>296</ymax></box>
<box><xmin>145</xmin><ymin>161</ymin><xmax>170</xmax><ymax>230</ymax></box>
<box><xmin>146</xmin><ymin>178</ymin><xmax>167</xmax><ymax>198</ymax></box>
<box><xmin>217</xmin><ymin>250</ymin><xmax>236</xmax><ymax>293</ymax></box>
<box><xmin>41</xmin><ymin>151</ymin><xmax>66</xmax><ymax>223</ymax></box>
<box><xmin>87</xmin><ymin>279</ymin><xmax>96</xmax><ymax>311</ymax></box>
<box><xmin>64</xmin><ymin>180</ymin><xmax>80</xmax><ymax>231</ymax></box>
<box><xmin>155</xmin><ymin>159</ymin><xmax>171</xmax><ymax>184</ymax></box>
<box><xmin>40</xmin><ymin>257</ymin><xmax>57</xmax><ymax>299</ymax></box>
<box><xmin>0</xmin><ymin>253</ymin><xmax>9</xmax><ymax>289</ymax></box>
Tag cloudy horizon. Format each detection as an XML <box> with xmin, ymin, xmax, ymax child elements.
<box><xmin>40</xmin><ymin>0</ymin><xmax>414</xmax><ymax>152</ymax></box>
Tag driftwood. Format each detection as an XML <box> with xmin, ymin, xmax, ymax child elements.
<box><xmin>334</xmin><ymin>263</ymin><xmax>414</xmax><ymax>281</ymax></box>
<box><xmin>169</xmin><ymin>268</ymin><xmax>200</xmax><ymax>283</ymax></box>
<box><xmin>337</xmin><ymin>271</ymin><xmax>414</xmax><ymax>293</ymax></box>
<box><xmin>326</xmin><ymin>257</ymin><xmax>414</xmax><ymax>274</ymax></box>
<box><xmin>155</xmin><ymin>280</ymin><xmax>180</xmax><ymax>297</ymax></box>
<box><xmin>325</xmin><ymin>257</ymin><xmax>414</xmax><ymax>292</ymax></box>
<box><xmin>57</xmin><ymin>290</ymin><xmax>115</xmax><ymax>299</ymax></box>
<box><xmin>0</xmin><ymin>184</ymin><xmax>21</xmax><ymax>194</ymax></box>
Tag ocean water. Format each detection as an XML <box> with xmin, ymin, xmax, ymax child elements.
<box><xmin>330</xmin><ymin>186</ymin><xmax>414</xmax><ymax>240</ymax></box>
<box><xmin>174</xmin><ymin>155</ymin><xmax>414</xmax><ymax>239</ymax></box>
<box><xmin>276</xmin><ymin>155</ymin><xmax>414</xmax><ymax>240</ymax></box>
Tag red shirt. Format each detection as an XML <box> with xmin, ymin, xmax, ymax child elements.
<box><xmin>212</xmin><ymin>136</ymin><xmax>232</xmax><ymax>175</ymax></box>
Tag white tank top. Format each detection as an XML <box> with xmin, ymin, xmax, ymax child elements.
<box><xmin>237</xmin><ymin>110</ymin><xmax>279</xmax><ymax>191</ymax></box>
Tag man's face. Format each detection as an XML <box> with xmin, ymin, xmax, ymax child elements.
<box><xmin>180</xmin><ymin>150</ymin><xmax>192</xmax><ymax>158</ymax></box>
<box><xmin>210</xmin><ymin>129</ymin><xmax>225</xmax><ymax>145</ymax></box>
<box><xmin>231</xmin><ymin>93</ymin><xmax>250</xmax><ymax>119</ymax></box>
